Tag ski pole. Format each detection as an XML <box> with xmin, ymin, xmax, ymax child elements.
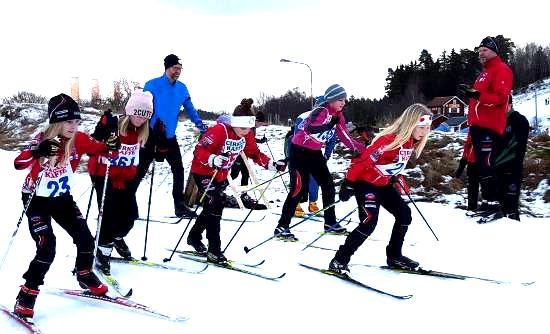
<box><xmin>0</xmin><ymin>173</ymin><xmax>44</xmax><ymax>271</ymax></box>
<box><xmin>264</xmin><ymin>139</ymin><xmax>289</xmax><ymax>193</ymax></box>
<box><xmin>92</xmin><ymin>160</ymin><xmax>111</xmax><ymax>269</ymax></box>
<box><xmin>141</xmin><ymin>160</ymin><xmax>156</xmax><ymax>261</ymax></box>
<box><xmin>163</xmin><ymin>170</ymin><xmax>218</xmax><ymax>263</ymax></box>
<box><xmin>396</xmin><ymin>181</ymin><xmax>439</xmax><ymax>241</ymax></box>
<box><xmin>222</xmin><ymin>172</ymin><xmax>277</xmax><ymax>253</ymax></box>
<box><xmin>243</xmin><ymin>200</ymin><xmax>341</xmax><ymax>254</ymax></box>
<box><xmin>245</xmin><ymin>170</ymin><xmax>289</xmax><ymax>193</ymax></box>
<box><xmin>84</xmin><ymin>182</ymin><xmax>95</xmax><ymax>223</ymax></box>
<box><xmin>301</xmin><ymin>207</ymin><xmax>358</xmax><ymax>251</ymax></box>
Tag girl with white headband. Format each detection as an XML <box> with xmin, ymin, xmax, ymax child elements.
<box><xmin>329</xmin><ymin>103</ymin><xmax>432</xmax><ymax>274</ymax></box>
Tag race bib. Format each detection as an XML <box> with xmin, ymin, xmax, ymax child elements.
<box><xmin>36</xmin><ymin>163</ymin><xmax>74</xmax><ymax>198</ymax></box>
<box><xmin>375</xmin><ymin>148</ymin><xmax>414</xmax><ymax>176</ymax></box>
<box><xmin>102</xmin><ymin>143</ymin><xmax>140</xmax><ymax>167</ymax></box>
<box><xmin>221</xmin><ymin>138</ymin><xmax>246</xmax><ymax>169</ymax></box>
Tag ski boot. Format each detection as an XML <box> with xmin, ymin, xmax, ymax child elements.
<box><xmin>187</xmin><ymin>236</ymin><xmax>207</xmax><ymax>255</ymax></box>
<box><xmin>294</xmin><ymin>204</ymin><xmax>306</xmax><ymax>218</ymax></box>
<box><xmin>328</xmin><ymin>258</ymin><xmax>350</xmax><ymax>275</ymax></box>
<box><xmin>113</xmin><ymin>238</ymin><xmax>132</xmax><ymax>260</ymax></box>
<box><xmin>386</xmin><ymin>254</ymin><xmax>419</xmax><ymax>270</ymax></box>
<box><xmin>308</xmin><ymin>201</ymin><xmax>320</xmax><ymax>214</ymax></box>
<box><xmin>241</xmin><ymin>193</ymin><xmax>267</xmax><ymax>210</ymax></box>
<box><xmin>175</xmin><ymin>203</ymin><xmax>197</xmax><ymax>219</ymax></box>
<box><xmin>207</xmin><ymin>251</ymin><xmax>228</xmax><ymax>265</ymax></box>
<box><xmin>274</xmin><ymin>226</ymin><xmax>298</xmax><ymax>241</ymax></box>
<box><xmin>76</xmin><ymin>269</ymin><xmax>108</xmax><ymax>296</ymax></box>
<box><xmin>14</xmin><ymin>285</ymin><xmax>39</xmax><ymax>318</ymax></box>
<box><xmin>95</xmin><ymin>245</ymin><xmax>112</xmax><ymax>275</ymax></box>
<box><xmin>324</xmin><ymin>223</ymin><xmax>348</xmax><ymax>235</ymax></box>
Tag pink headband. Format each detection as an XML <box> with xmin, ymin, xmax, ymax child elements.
<box><xmin>418</xmin><ymin>115</ymin><xmax>432</xmax><ymax>126</ymax></box>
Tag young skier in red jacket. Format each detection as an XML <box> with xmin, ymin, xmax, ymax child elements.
<box><xmin>12</xmin><ymin>94</ymin><xmax>119</xmax><ymax>318</ymax></box>
<box><xmin>187</xmin><ymin>114</ymin><xmax>286</xmax><ymax>264</ymax></box>
<box><xmin>329</xmin><ymin>103</ymin><xmax>432</xmax><ymax>274</ymax></box>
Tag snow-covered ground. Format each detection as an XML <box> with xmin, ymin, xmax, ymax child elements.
<box><xmin>0</xmin><ymin>122</ymin><xmax>549</xmax><ymax>334</ymax></box>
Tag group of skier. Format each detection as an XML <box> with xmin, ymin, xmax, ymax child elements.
<box><xmin>9</xmin><ymin>34</ymin><xmax>527</xmax><ymax>320</ymax></box>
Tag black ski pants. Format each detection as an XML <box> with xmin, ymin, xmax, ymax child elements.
<box><xmin>466</xmin><ymin>163</ymin><xmax>480</xmax><ymax>210</ymax></box>
<box><xmin>187</xmin><ymin>174</ymin><xmax>228</xmax><ymax>254</ymax></box>
<box><xmin>334</xmin><ymin>181</ymin><xmax>412</xmax><ymax>265</ymax></box>
<box><xmin>91</xmin><ymin>176</ymin><xmax>138</xmax><ymax>247</ymax></box>
<box><xmin>21</xmin><ymin>193</ymin><xmax>95</xmax><ymax>289</ymax></box>
<box><xmin>469</xmin><ymin>126</ymin><xmax>502</xmax><ymax>202</ymax></box>
<box><xmin>136</xmin><ymin>135</ymin><xmax>185</xmax><ymax>211</ymax></box>
<box><xmin>278</xmin><ymin>144</ymin><xmax>336</xmax><ymax>229</ymax></box>
<box><xmin>496</xmin><ymin>162</ymin><xmax>523</xmax><ymax>215</ymax></box>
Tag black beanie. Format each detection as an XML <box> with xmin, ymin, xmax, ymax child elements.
<box><xmin>48</xmin><ymin>93</ymin><xmax>81</xmax><ymax>124</ymax></box>
<box><xmin>164</xmin><ymin>54</ymin><xmax>181</xmax><ymax>69</ymax></box>
<box><xmin>479</xmin><ymin>36</ymin><xmax>498</xmax><ymax>54</ymax></box>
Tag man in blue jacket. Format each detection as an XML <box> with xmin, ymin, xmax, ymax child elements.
<box><xmin>136</xmin><ymin>54</ymin><xmax>208</xmax><ymax>218</ymax></box>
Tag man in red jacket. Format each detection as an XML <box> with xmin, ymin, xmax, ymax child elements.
<box><xmin>459</xmin><ymin>36</ymin><xmax>513</xmax><ymax>212</ymax></box>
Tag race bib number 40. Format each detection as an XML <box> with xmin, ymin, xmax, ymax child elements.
<box><xmin>102</xmin><ymin>143</ymin><xmax>140</xmax><ymax>167</ymax></box>
<box><xmin>36</xmin><ymin>163</ymin><xmax>74</xmax><ymax>197</ymax></box>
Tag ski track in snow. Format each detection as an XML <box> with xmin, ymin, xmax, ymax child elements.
<box><xmin>0</xmin><ymin>121</ymin><xmax>548</xmax><ymax>334</ymax></box>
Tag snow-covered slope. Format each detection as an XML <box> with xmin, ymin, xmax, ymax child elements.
<box><xmin>514</xmin><ymin>78</ymin><xmax>550</xmax><ymax>132</ymax></box>
<box><xmin>0</xmin><ymin>122</ymin><xmax>549</xmax><ymax>334</ymax></box>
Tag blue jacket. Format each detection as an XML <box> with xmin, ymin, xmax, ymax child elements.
<box><xmin>143</xmin><ymin>74</ymin><xmax>203</xmax><ymax>138</ymax></box>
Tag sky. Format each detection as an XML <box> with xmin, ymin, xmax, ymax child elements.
<box><xmin>1</xmin><ymin>0</ymin><xmax>549</xmax><ymax>112</ymax></box>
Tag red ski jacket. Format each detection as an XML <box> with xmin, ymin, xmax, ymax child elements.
<box><xmin>88</xmin><ymin>130</ymin><xmax>141</xmax><ymax>189</ymax></box>
<box><xmin>468</xmin><ymin>56</ymin><xmax>513</xmax><ymax>135</ymax></box>
<box><xmin>191</xmin><ymin>123</ymin><xmax>271</xmax><ymax>182</ymax></box>
<box><xmin>14</xmin><ymin>131</ymin><xmax>111</xmax><ymax>193</ymax></box>
<box><xmin>346</xmin><ymin>134</ymin><xmax>415</xmax><ymax>187</ymax></box>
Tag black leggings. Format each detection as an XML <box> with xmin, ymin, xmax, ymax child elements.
<box><xmin>333</xmin><ymin>181</ymin><xmax>412</xmax><ymax>265</ymax></box>
<box><xmin>187</xmin><ymin>174</ymin><xmax>228</xmax><ymax>254</ymax></box>
<box><xmin>230</xmin><ymin>155</ymin><xmax>249</xmax><ymax>186</ymax></box>
<box><xmin>469</xmin><ymin>126</ymin><xmax>502</xmax><ymax>201</ymax></box>
<box><xmin>21</xmin><ymin>193</ymin><xmax>95</xmax><ymax>289</ymax></box>
<box><xmin>91</xmin><ymin>176</ymin><xmax>138</xmax><ymax>246</ymax></box>
<box><xmin>277</xmin><ymin>144</ymin><xmax>336</xmax><ymax>229</ymax></box>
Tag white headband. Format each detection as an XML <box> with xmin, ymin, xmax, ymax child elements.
<box><xmin>230</xmin><ymin>116</ymin><xmax>256</xmax><ymax>128</ymax></box>
<box><xmin>417</xmin><ymin>115</ymin><xmax>432</xmax><ymax>126</ymax></box>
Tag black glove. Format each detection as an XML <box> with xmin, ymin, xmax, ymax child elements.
<box><xmin>256</xmin><ymin>136</ymin><xmax>267</xmax><ymax>144</ymax></box>
<box><xmin>105</xmin><ymin>133</ymin><xmax>121</xmax><ymax>151</ymax></box>
<box><xmin>198</xmin><ymin>123</ymin><xmax>208</xmax><ymax>134</ymax></box>
<box><xmin>328</xmin><ymin>115</ymin><xmax>340</xmax><ymax>127</ymax></box>
<box><xmin>458</xmin><ymin>84</ymin><xmax>480</xmax><ymax>100</ymax></box>
<box><xmin>269</xmin><ymin>159</ymin><xmax>287</xmax><ymax>172</ymax></box>
<box><xmin>92</xmin><ymin>110</ymin><xmax>118</xmax><ymax>141</ymax></box>
<box><xmin>455</xmin><ymin>158</ymin><xmax>467</xmax><ymax>178</ymax></box>
<box><xmin>339</xmin><ymin>180</ymin><xmax>355</xmax><ymax>202</ymax></box>
<box><xmin>351</xmin><ymin>150</ymin><xmax>361</xmax><ymax>158</ymax></box>
<box><xmin>33</xmin><ymin>139</ymin><xmax>61</xmax><ymax>158</ymax></box>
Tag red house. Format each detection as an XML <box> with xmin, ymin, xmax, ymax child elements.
<box><xmin>426</xmin><ymin>96</ymin><xmax>467</xmax><ymax>117</ymax></box>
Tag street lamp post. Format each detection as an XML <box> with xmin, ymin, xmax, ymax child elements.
<box><xmin>280</xmin><ymin>58</ymin><xmax>313</xmax><ymax>109</ymax></box>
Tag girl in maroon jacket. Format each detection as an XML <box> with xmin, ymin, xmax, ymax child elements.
<box><xmin>88</xmin><ymin>91</ymin><xmax>152</xmax><ymax>274</ymax></box>
<box><xmin>12</xmin><ymin>94</ymin><xmax>119</xmax><ymax>318</ymax></box>
<box><xmin>187</xmin><ymin>115</ymin><xmax>286</xmax><ymax>264</ymax></box>
<box><xmin>329</xmin><ymin>103</ymin><xmax>432</xmax><ymax>274</ymax></box>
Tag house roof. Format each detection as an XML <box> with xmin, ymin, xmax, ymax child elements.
<box><xmin>426</xmin><ymin>96</ymin><xmax>466</xmax><ymax>107</ymax></box>
<box><xmin>443</xmin><ymin>116</ymin><xmax>467</xmax><ymax>127</ymax></box>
